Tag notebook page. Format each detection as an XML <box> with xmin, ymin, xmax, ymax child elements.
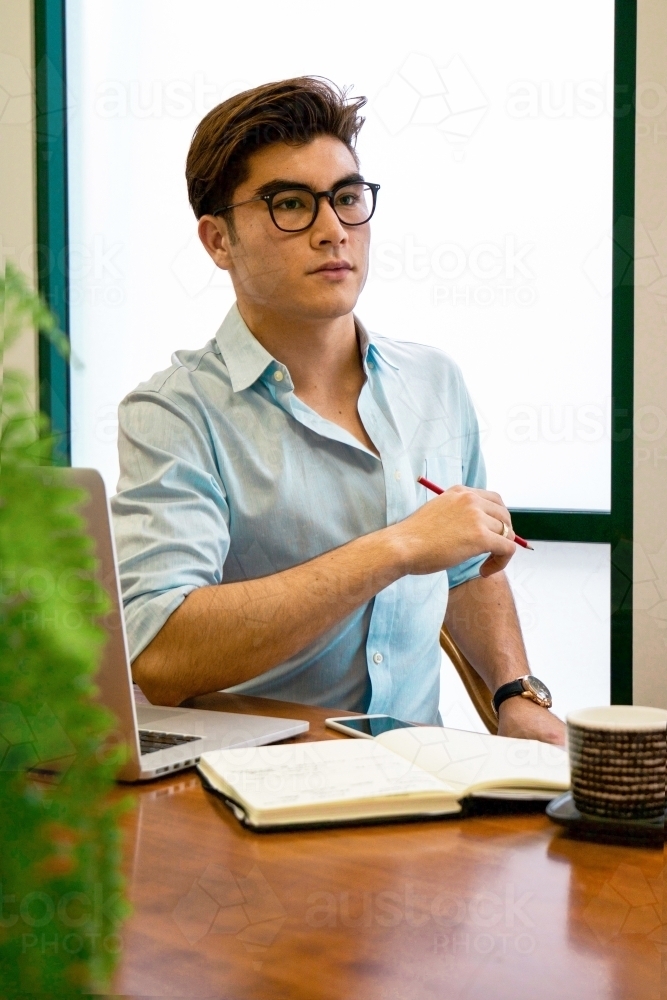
<box><xmin>376</xmin><ymin>727</ymin><xmax>570</xmax><ymax>794</ymax></box>
<box><xmin>199</xmin><ymin>738</ymin><xmax>457</xmax><ymax>814</ymax></box>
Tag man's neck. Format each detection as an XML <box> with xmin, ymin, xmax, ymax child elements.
<box><xmin>235</xmin><ymin>302</ymin><xmax>362</xmax><ymax>398</ymax></box>
<box><xmin>235</xmin><ymin>300</ymin><xmax>378</xmax><ymax>455</ymax></box>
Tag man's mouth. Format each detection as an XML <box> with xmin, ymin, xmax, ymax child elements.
<box><xmin>311</xmin><ymin>260</ymin><xmax>353</xmax><ymax>273</ymax></box>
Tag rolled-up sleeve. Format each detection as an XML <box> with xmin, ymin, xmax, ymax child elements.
<box><xmin>111</xmin><ymin>386</ymin><xmax>230</xmax><ymax>661</ymax></box>
<box><xmin>446</xmin><ymin>372</ymin><xmax>488</xmax><ymax>590</ymax></box>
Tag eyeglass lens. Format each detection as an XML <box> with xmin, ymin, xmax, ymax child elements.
<box><xmin>270</xmin><ymin>183</ymin><xmax>374</xmax><ymax>232</ymax></box>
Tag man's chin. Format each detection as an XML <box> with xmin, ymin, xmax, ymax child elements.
<box><xmin>276</xmin><ymin>290</ymin><xmax>360</xmax><ymax>324</ymax></box>
<box><xmin>237</xmin><ymin>281</ymin><xmax>362</xmax><ymax>325</ymax></box>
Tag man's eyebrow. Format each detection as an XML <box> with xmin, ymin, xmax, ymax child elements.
<box><xmin>253</xmin><ymin>173</ymin><xmax>364</xmax><ymax>197</ymax></box>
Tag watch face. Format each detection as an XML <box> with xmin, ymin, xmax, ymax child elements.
<box><xmin>524</xmin><ymin>676</ymin><xmax>552</xmax><ymax>704</ymax></box>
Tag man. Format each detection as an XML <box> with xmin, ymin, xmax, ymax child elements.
<box><xmin>112</xmin><ymin>77</ymin><xmax>565</xmax><ymax>745</ymax></box>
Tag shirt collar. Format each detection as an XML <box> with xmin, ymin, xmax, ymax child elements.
<box><xmin>354</xmin><ymin>316</ymin><xmax>400</xmax><ymax>372</ymax></box>
<box><xmin>215</xmin><ymin>303</ymin><xmax>275</xmax><ymax>393</ymax></box>
<box><xmin>215</xmin><ymin>303</ymin><xmax>399</xmax><ymax>394</ymax></box>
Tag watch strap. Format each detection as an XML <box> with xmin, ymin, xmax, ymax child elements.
<box><xmin>492</xmin><ymin>678</ymin><xmax>527</xmax><ymax>717</ymax></box>
<box><xmin>492</xmin><ymin>675</ymin><xmax>552</xmax><ymax>717</ymax></box>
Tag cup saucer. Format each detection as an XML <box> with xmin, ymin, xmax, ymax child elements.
<box><xmin>546</xmin><ymin>791</ymin><xmax>665</xmax><ymax>847</ymax></box>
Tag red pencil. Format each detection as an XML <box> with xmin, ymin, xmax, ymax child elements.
<box><xmin>416</xmin><ymin>476</ymin><xmax>534</xmax><ymax>550</ymax></box>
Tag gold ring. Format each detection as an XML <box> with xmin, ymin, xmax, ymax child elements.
<box><xmin>501</xmin><ymin>520</ymin><xmax>509</xmax><ymax>538</ymax></box>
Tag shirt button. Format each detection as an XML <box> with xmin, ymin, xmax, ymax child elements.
<box><xmin>372</xmin><ymin>652</ymin><xmax>384</xmax><ymax>664</ymax></box>
<box><xmin>367</xmin><ymin>360</ymin><xmax>374</xmax><ymax>369</ymax></box>
<box><xmin>394</xmin><ymin>470</ymin><xmax>401</xmax><ymax>481</ymax></box>
<box><xmin>273</xmin><ymin>370</ymin><xmax>284</xmax><ymax>382</ymax></box>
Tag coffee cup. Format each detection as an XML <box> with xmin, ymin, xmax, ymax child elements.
<box><xmin>566</xmin><ymin>705</ymin><xmax>667</xmax><ymax>821</ymax></box>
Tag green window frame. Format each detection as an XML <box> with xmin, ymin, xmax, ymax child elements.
<box><xmin>34</xmin><ymin>0</ymin><xmax>636</xmax><ymax>702</ymax></box>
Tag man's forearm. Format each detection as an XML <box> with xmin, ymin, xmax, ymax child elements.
<box><xmin>133</xmin><ymin>483</ymin><xmax>518</xmax><ymax>707</ymax></box>
<box><xmin>444</xmin><ymin>572</ymin><xmax>566</xmax><ymax>745</ymax></box>
<box><xmin>444</xmin><ymin>572</ymin><xmax>529</xmax><ymax>692</ymax></box>
<box><xmin>133</xmin><ymin>526</ymin><xmax>407</xmax><ymax>706</ymax></box>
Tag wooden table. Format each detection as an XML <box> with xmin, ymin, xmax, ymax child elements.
<box><xmin>112</xmin><ymin>695</ymin><xmax>664</xmax><ymax>1000</ymax></box>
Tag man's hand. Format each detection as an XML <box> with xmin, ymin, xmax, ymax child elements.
<box><xmin>134</xmin><ymin>484</ymin><xmax>520</xmax><ymax>707</ymax></box>
<box><xmin>497</xmin><ymin>696</ymin><xmax>566</xmax><ymax>746</ymax></box>
<box><xmin>392</xmin><ymin>485</ymin><xmax>516</xmax><ymax>578</ymax></box>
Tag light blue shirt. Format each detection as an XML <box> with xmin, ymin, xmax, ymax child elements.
<box><xmin>112</xmin><ymin>304</ymin><xmax>486</xmax><ymax>723</ymax></box>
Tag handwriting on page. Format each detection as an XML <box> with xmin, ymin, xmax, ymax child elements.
<box><xmin>206</xmin><ymin>740</ymin><xmax>448</xmax><ymax>810</ymax></box>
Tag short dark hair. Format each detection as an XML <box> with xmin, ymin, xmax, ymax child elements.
<box><xmin>185</xmin><ymin>76</ymin><xmax>367</xmax><ymax>220</ymax></box>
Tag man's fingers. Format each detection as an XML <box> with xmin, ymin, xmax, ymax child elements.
<box><xmin>477</xmin><ymin>498</ymin><xmax>513</xmax><ymax>535</ymax></box>
<box><xmin>480</xmin><ymin>554</ymin><xmax>511</xmax><ymax>576</ymax></box>
<box><xmin>496</xmin><ymin>516</ymin><xmax>515</xmax><ymax>541</ymax></box>
<box><xmin>464</xmin><ymin>487</ymin><xmax>506</xmax><ymax>506</ymax></box>
<box><xmin>480</xmin><ymin>540</ymin><xmax>516</xmax><ymax>575</ymax></box>
<box><xmin>480</xmin><ymin>514</ymin><xmax>517</xmax><ymax>574</ymax></box>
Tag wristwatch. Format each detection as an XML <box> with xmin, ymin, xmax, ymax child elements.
<box><xmin>492</xmin><ymin>675</ymin><xmax>552</xmax><ymax>717</ymax></box>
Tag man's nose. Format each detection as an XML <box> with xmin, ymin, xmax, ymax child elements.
<box><xmin>311</xmin><ymin>196</ymin><xmax>348</xmax><ymax>245</ymax></box>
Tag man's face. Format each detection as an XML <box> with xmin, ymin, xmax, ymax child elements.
<box><xmin>200</xmin><ymin>135</ymin><xmax>371</xmax><ymax>323</ymax></box>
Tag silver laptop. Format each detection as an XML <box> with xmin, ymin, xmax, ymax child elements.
<box><xmin>64</xmin><ymin>468</ymin><xmax>308</xmax><ymax>781</ymax></box>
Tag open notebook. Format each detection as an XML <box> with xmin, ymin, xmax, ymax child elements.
<box><xmin>197</xmin><ymin>726</ymin><xmax>570</xmax><ymax>830</ymax></box>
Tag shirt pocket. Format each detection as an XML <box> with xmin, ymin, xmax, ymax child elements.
<box><xmin>423</xmin><ymin>455</ymin><xmax>464</xmax><ymax>495</ymax></box>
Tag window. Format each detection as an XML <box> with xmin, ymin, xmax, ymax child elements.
<box><xmin>36</xmin><ymin>0</ymin><xmax>635</xmax><ymax>716</ymax></box>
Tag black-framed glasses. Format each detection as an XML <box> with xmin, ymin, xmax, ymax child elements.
<box><xmin>214</xmin><ymin>180</ymin><xmax>380</xmax><ymax>233</ymax></box>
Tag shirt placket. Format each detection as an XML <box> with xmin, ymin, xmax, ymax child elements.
<box><xmin>262</xmin><ymin>355</ymin><xmax>417</xmax><ymax>716</ymax></box>
<box><xmin>358</xmin><ymin>376</ymin><xmax>416</xmax><ymax>715</ymax></box>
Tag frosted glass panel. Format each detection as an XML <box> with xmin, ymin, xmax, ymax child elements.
<box><xmin>66</xmin><ymin>0</ymin><xmax>613</xmax><ymax>509</ymax></box>
<box><xmin>440</xmin><ymin>542</ymin><xmax>611</xmax><ymax>730</ymax></box>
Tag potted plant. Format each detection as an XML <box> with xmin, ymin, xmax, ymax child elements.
<box><xmin>0</xmin><ymin>262</ymin><xmax>129</xmax><ymax>995</ymax></box>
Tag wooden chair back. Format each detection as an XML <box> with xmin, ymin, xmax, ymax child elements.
<box><xmin>439</xmin><ymin>624</ymin><xmax>498</xmax><ymax>735</ymax></box>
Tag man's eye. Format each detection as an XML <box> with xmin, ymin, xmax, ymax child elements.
<box><xmin>274</xmin><ymin>196</ymin><xmax>307</xmax><ymax>211</ymax></box>
<box><xmin>335</xmin><ymin>193</ymin><xmax>359</xmax><ymax>207</ymax></box>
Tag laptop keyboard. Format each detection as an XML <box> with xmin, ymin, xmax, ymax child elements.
<box><xmin>138</xmin><ymin>730</ymin><xmax>201</xmax><ymax>755</ymax></box>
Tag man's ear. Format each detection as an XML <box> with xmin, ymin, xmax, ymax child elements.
<box><xmin>198</xmin><ymin>215</ymin><xmax>234</xmax><ymax>270</ymax></box>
